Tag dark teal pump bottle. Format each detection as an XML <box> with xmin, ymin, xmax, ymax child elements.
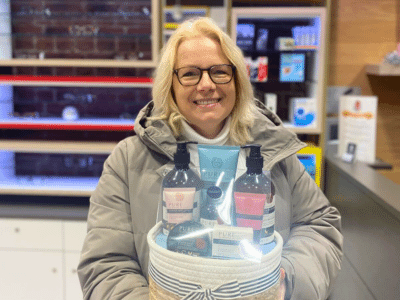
<box><xmin>233</xmin><ymin>144</ymin><xmax>275</xmax><ymax>244</ymax></box>
<box><xmin>162</xmin><ymin>142</ymin><xmax>203</xmax><ymax>235</ymax></box>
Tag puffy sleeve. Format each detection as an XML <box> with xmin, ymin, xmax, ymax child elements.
<box><xmin>280</xmin><ymin>155</ymin><xmax>343</xmax><ymax>300</ymax></box>
<box><xmin>77</xmin><ymin>139</ymin><xmax>149</xmax><ymax>300</ymax></box>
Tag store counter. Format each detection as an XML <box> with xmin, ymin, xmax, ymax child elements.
<box><xmin>324</xmin><ymin>143</ymin><xmax>400</xmax><ymax>300</ymax></box>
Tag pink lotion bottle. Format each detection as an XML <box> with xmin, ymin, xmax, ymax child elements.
<box><xmin>233</xmin><ymin>144</ymin><xmax>274</xmax><ymax>244</ymax></box>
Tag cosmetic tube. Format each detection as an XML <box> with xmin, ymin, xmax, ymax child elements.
<box><xmin>198</xmin><ymin>145</ymin><xmax>240</xmax><ymax>225</ymax></box>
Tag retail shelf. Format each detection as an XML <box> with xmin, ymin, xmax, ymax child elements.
<box><xmin>0</xmin><ymin>75</ymin><xmax>153</xmax><ymax>87</ymax></box>
<box><xmin>0</xmin><ymin>59</ymin><xmax>157</xmax><ymax>68</ymax></box>
<box><xmin>0</xmin><ymin>117</ymin><xmax>135</xmax><ymax>131</ymax></box>
<box><xmin>282</xmin><ymin>122</ymin><xmax>322</xmax><ymax>134</ymax></box>
<box><xmin>0</xmin><ymin>176</ymin><xmax>97</xmax><ymax>197</ymax></box>
<box><xmin>0</xmin><ymin>140</ymin><xmax>117</xmax><ymax>154</ymax></box>
<box><xmin>366</xmin><ymin>64</ymin><xmax>400</xmax><ymax>76</ymax></box>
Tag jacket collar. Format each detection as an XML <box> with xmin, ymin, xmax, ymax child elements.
<box><xmin>134</xmin><ymin>101</ymin><xmax>306</xmax><ymax>168</ymax></box>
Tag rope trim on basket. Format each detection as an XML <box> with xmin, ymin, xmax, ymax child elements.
<box><xmin>149</xmin><ymin>262</ymin><xmax>281</xmax><ymax>300</ymax></box>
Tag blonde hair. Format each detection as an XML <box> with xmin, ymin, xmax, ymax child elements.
<box><xmin>152</xmin><ymin>17</ymin><xmax>258</xmax><ymax>145</ymax></box>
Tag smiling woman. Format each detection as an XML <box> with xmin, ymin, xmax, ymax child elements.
<box><xmin>78</xmin><ymin>17</ymin><xmax>343</xmax><ymax>300</ymax></box>
<box><xmin>151</xmin><ymin>17</ymin><xmax>257</xmax><ymax>145</ymax></box>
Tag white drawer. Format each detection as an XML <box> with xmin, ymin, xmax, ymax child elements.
<box><xmin>64</xmin><ymin>220</ymin><xmax>87</xmax><ymax>252</ymax></box>
<box><xmin>0</xmin><ymin>218</ymin><xmax>63</xmax><ymax>250</ymax></box>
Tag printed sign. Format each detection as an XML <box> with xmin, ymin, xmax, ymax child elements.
<box><xmin>338</xmin><ymin>96</ymin><xmax>378</xmax><ymax>163</ymax></box>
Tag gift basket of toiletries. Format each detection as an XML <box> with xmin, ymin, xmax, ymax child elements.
<box><xmin>147</xmin><ymin>142</ymin><xmax>282</xmax><ymax>300</ymax></box>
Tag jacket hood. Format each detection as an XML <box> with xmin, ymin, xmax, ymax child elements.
<box><xmin>134</xmin><ymin>101</ymin><xmax>306</xmax><ymax>168</ymax></box>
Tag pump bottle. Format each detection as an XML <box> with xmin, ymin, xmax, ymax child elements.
<box><xmin>162</xmin><ymin>142</ymin><xmax>203</xmax><ymax>235</ymax></box>
<box><xmin>233</xmin><ymin>144</ymin><xmax>275</xmax><ymax>244</ymax></box>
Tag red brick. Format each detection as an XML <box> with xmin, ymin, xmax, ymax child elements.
<box><xmin>76</xmin><ymin>38</ymin><xmax>95</xmax><ymax>52</ymax></box>
<box><xmin>13</xmin><ymin>67</ymin><xmax>36</xmax><ymax>76</ymax></box>
<box><xmin>14</xmin><ymin>87</ymin><xmax>37</xmax><ymax>103</ymax></box>
<box><xmin>96</xmin><ymin>68</ymin><xmax>117</xmax><ymax>77</ymax></box>
<box><xmin>86</xmin><ymin>4</ymin><xmax>119</xmax><ymax>13</ymax></box>
<box><xmin>12</xmin><ymin>23</ymin><xmax>43</xmax><ymax>34</ymax></box>
<box><xmin>54</xmin><ymin>67</ymin><xmax>76</xmax><ymax>76</ymax></box>
<box><xmin>36</xmin><ymin>67</ymin><xmax>54</xmax><ymax>76</ymax></box>
<box><xmin>127</xmin><ymin>25</ymin><xmax>151</xmax><ymax>35</ymax></box>
<box><xmin>86</xmin><ymin>53</ymin><xmax>115</xmax><ymax>59</ymax></box>
<box><xmin>118</xmin><ymin>38</ymin><xmax>136</xmax><ymax>52</ymax></box>
<box><xmin>96</xmin><ymin>38</ymin><xmax>116</xmax><ymax>52</ymax></box>
<box><xmin>37</xmin><ymin>88</ymin><xmax>55</xmax><ymax>102</ymax></box>
<box><xmin>117</xmin><ymin>68</ymin><xmax>138</xmax><ymax>77</ymax></box>
<box><xmin>76</xmin><ymin>68</ymin><xmax>96</xmax><ymax>76</ymax></box>
<box><xmin>45</xmin><ymin>26</ymin><xmax>70</xmax><ymax>35</ymax></box>
<box><xmin>136</xmin><ymin>68</ymin><xmax>154</xmax><ymax>78</ymax></box>
<box><xmin>46</xmin><ymin>4</ymin><xmax>85</xmax><ymax>14</ymax></box>
<box><xmin>13</xmin><ymin>37</ymin><xmax>35</xmax><ymax>50</ymax></box>
<box><xmin>36</xmin><ymin>37</ymin><xmax>54</xmax><ymax>51</ymax></box>
<box><xmin>98</xmin><ymin>26</ymin><xmax>124</xmax><ymax>36</ymax></box>
<box><xmin>55</xmin><ymin>37</ymin><xmax>75</xmax><ymax>52</ymax></box>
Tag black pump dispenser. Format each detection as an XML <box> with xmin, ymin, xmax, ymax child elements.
<box><xmin>174</xmin><ymin>142</ymin><xmax>197</xmax><ymax>170</ymax></box>
<box><xmin>242</xmin><ymin>144</ymin><xmax>263</xmax><ymax>174</ymax></box>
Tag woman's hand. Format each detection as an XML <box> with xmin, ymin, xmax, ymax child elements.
<box><xmin>278</xmin><ymin>268</ymin><xmax>286</xmax><ymax>300</ymax></box>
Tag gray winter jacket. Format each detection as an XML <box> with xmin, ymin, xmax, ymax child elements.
<box><xmin>78</xmin><ymin>101</ymin><xmax>343</xmax><ymax>300</ymax></box>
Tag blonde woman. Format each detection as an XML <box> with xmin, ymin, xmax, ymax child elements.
<box><xmin>78</xmin><ymin>18</ymin><xmax>343</xmax><ymax>300</ymax></box>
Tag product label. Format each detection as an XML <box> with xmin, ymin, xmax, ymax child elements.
<box><xmin>234</xmin><ymin>192</ymin><xmax>266</xmax><ymax>230</ymax></box>
<box><xmin>162</xmin><ymin>187</ymin><xmax>196</xmax><ymax>230</ymax></box>
<box><xmin>260</xmin><ymin>195</ymin><xmax>275</xmax><ymax>245</ymax></box>
<box><xmin>200</xmin><ymin>218</ymin><xmax>218</xmax><ymax>229</ymax></box>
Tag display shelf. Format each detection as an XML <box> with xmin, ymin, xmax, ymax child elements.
<box><xmin>366</xmin><ymin>64</ymin><xmax>400</xmax><ymax>76</ymax></box>
<box><xmin>0</xmin><ymin>59</ymin><xmax>157</xmax><ymax>68</ymax></box>
<box><xmin>0</xmin><ymin>118</ymin><xmax>135</xmax><ymax>131</ymax></box>
<box><xmin>0</xmin><ymin>177</ymin><xmax>97</xmax><ymax>197</ymax></box>
<box><xmin>0</xmin><ymin>140</ymin><xmax>116</xmax><ymax>154</ymax></box>
<box><xmin>0</xmin><ymin>75</ymin><xmax>153</xmax><ymax>87</ymax></box>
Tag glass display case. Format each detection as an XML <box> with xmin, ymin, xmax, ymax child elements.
<box><xmin>0</xmin><ymin>0</ymin><xmax>160</xmax><ymax>68</ymax></box>
<box><xmin>231</xmin><ymin>7</ymin><xmax>328</xmax><ymax>135</ymax></box>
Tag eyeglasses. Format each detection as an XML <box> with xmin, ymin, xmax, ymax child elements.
<box><xmin>173</xmin><ymin>64</ymin><xmax>236</xmax><ymax>86</ymax></box>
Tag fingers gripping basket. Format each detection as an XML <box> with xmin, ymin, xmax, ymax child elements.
<box><xmin>147</xmin><ymin>222</ymin><xmax>283</xmax><ymax>300</ymax></box>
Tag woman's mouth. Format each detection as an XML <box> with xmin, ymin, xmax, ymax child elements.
<box><xmin>194</xmin><ymin>98</ymin><xmax>221</xmax><ymax>106</ymax></box>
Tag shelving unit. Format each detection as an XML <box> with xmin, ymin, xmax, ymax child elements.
<box><xmin>0</xmin><ymin>0</ymin><xmax>161</xmax><ymax>197</ymax></box>
<box><xmin>366</xmin><ymin>63</ymin><xmax>400</xmax><ymax>76</ymax></box>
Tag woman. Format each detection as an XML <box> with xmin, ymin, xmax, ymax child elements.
<box><xmin>78</xmin><ymin>18</ymin><xmax>343</xmax><ymax>300</ymax></box>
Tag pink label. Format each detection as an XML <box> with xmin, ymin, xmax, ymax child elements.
<box><xmin>236</xmin><ymin>218</ymin><xmax>263</xmax><ymax>230</ymax></box>
<box><xmin>234</xmin><ymin>192</ymin><xmax>266</xmax><ymax>231</ymax></box>
<box><xmin>234</xmin><ymin>192</ymin><xmax>266</xmax><ymax>215</ymax></box>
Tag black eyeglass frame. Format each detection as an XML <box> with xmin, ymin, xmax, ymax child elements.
<box><xmin>173</xmin><ymin>64</ymin><xmax>236</xmax><ymax>86</ymax></box>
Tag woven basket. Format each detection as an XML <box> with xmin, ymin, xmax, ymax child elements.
<box><xmin>147</xmin><ymin>222</ymin><xmax>282</xmax><ymax>300</ymax></box>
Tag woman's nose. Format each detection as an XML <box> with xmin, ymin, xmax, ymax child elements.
<box><xmin>197</xmin><ymin>71</ymin><xmax>216</xmax><ymax>91</ymax></box>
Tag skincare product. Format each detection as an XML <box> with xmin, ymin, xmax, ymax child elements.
<box><xmin>289</xmin><ymin>97</ymin><xmax>317</xmax><ymax>127</ymax></box>
<box><xmin>233</xmin><ymin>144</ymin><xmax>275</xmax><ymax>244</ymax></box>
<box><xmin>167</xmin><ymin>221</ymin><xmax>212</xmax><ymax>257</ymax></box>
<box><xmin>212</xmin><ymin>225</ymin><xmax>253</xmax><ymax>259</ymax></box>
<box><xmin>200</xmin><ymin>186</ymin><xmax>224</xmax><ymax>228</ymax></box>
<box><xmin>198</xmin><ymin>144</ymin><xmax>240</xmax><ymax>225</ymax></box>
<box><xmin>162</xmin><ymin>142</ymin><xmax>203</xmax><ymax>235</ymax></box>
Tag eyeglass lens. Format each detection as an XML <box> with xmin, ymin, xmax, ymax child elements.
<box><xmin>176</xmin><ymin>65</ymin><xmax>234</xmax><ymax>86</ymax></box>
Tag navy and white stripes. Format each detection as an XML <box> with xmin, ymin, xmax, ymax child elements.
<box><xmin>149</xmin><ymin>262</ymin><xmax>280</xmax><ymax>300</ymax></box>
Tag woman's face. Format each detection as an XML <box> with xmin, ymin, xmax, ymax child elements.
<box><xmin>172</xmin><ymin>36</ymin><xmax>236</xmax><ymax>139</ymax></box>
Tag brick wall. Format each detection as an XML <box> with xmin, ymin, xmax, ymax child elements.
<box><xmin>11</xmin><ymin>0</ymin><xmax>153</xmax><ymax>61</ymax></box>
<box><xmin>12</xmin><ymin>85</ymin><xmax>152</xmax><ymax>119</ymax></box>
<box><xmin>15</xmin><ymin>152</ymin><xmax>109</xmax><ymax>177</ymax></box>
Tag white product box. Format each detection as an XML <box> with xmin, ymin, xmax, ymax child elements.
<box><xmin>289</xmin><ymin>97</ymin><xmax>317</xmax><ymax>127</ymax></box>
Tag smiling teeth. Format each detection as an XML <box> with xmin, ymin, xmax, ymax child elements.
<box><xmin>196</xmin><ymin>99</ymin><xmax>219</xmax><ymax>105</ymax></box>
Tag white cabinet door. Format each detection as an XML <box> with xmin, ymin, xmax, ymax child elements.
<box><xmin>63</xmin><ymin>221</ymin><xmax>87</xmax><ymax>252</ymax></box>
<box><xmin>0</xmin><ymin>218</ymin><xmax>63</xmax><ymax>250</ymax></box>
<box><xmin>65</xmin><ymin>252</ymin><xmax>83</xmax><ymax>300</ymax></box>
<box><xmin>0</xmin><ymin>250</ymin><xmax>63</xmax><ymax>300</ymax></box>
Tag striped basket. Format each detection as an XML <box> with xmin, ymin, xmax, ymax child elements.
<box><xmin>147</xmin><ymin>222</ymin><xmax>282</xmax><ymax>300</ymax></box>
